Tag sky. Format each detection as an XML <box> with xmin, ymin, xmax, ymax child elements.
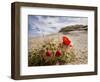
<box><xmin>28</xmin><ymin>15</ymin><xmax>88</xmax><ymax>37</ymax></box>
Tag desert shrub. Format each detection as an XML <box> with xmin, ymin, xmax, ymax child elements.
<box><xmin>28</xmin><ymin>36</ymin><xmax>76</xmax><ymax>66</ymax></box>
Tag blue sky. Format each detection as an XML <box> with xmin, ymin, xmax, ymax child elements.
<box><xmin>28</xmin><ymin>15</ymin><xmax>88</xmax><ymax>37</ymax></box>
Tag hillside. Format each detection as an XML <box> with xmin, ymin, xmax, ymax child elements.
<box><xmin>59</xmin><ymin>24</ymin><xmax>88</xmax><ymax>32</ymax></box>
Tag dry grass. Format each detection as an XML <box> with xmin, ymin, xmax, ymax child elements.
<box><xmin>28</xmin><ymin>30</ymin><xmax>88</xmax><ymax>65</ymax></box>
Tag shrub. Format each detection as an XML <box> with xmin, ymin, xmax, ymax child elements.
<box><xmin>28</xmin><ymin>36</ymin><xmax>76</xmax><ymax>66</ymax></box>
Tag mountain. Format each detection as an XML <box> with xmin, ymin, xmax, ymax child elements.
<box><xmin>59</xmin><ymin>24</ymin><xmax>88</xmax><ymax>32</ymax></box>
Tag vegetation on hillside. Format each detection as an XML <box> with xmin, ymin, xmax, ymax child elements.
<box><xmin>59</xmin><ymin>24</ymin><xmax>88</xmax><ymax>32</ymax></box>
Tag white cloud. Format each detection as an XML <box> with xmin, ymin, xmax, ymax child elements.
<box><xmin>28</xmin><ymin>15</ymin><xmax>88</xmax><ymax>37</ymax></box>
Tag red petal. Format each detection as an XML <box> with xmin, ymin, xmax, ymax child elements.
<box><xmin>55</xmin><ymin>50</ymin><xmax>61</xmax><ymax>57</ymax></box>
<box><xmin>63</xmin><ymin>36</ymin><xmax>71</xmax><ymax>46</ymax></box>
<box><xmin>46</xmin><ymin>50</ymin><xmax>51</xmax><ymax>57</ymax></box>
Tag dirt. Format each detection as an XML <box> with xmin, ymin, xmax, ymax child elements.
<box><xmin>61</xmin><ymin>31</ymin><xmax>88</xmax><ymax>64</ymax></box>
<box><xmin>28</xmin><ymin>30</ymin><xmax>88</xmax><ymax>64</ymax></box>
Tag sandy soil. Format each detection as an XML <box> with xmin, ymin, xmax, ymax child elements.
<box><xmin>61</xmin><ymin>31</ymin><xmax>88</xmax><ymax>64</ymax></box>
<box><xmin>28</xmin><ymin>30</ymin><xmax>88</xmax><ymax>64</ymax></box>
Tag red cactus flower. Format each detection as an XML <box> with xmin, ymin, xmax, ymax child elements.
<box><xmin>63</xmin><ymin>36</ymin><xmax>71</xmax><ymax>46</ymax></box>
<box><xmin>55</xmin><ymin>50</ymin><xmax>61</xmax><ymax>57</ymax></box>
<box><xmin>46</xmin><ymin>50</ymin><xmax>51</xmax><ymax>57</ymax></box>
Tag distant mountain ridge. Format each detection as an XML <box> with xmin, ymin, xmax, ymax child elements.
<box><xmin>59</xmin><ymin>24</ymin><xmax>88</xmax><ymax>32</ymax></box>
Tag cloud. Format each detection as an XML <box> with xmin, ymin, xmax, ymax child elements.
<box><xmin>28</xmin><ymin>15</ymin><xmax>88</xmax><ymax>37</ymax></box>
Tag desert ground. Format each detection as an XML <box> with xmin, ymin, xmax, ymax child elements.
<box><xmin>28</xmin><ymin>30</ymin><xmax>88</xmax><ymax>65</ymax></box>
